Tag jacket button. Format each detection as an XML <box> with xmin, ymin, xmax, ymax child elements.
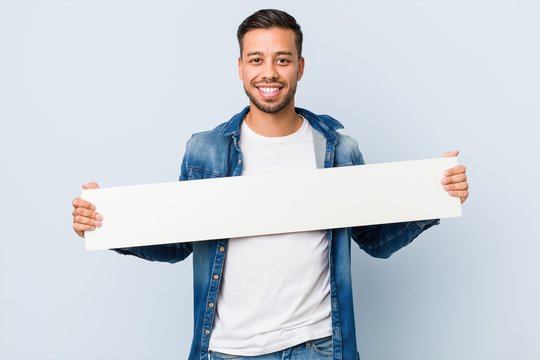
<box><xmin>208</xmin><ymin>302</ymin><xmax>214</xmax><ymax>308</ymax></box>
<box><xmin>238</xmin><ymin>159</ymin><xmax>242</xmax><ymax>164</ymax></box>
<box><xmin>213</xmin><ymin>274</ymin><xmax>219</xmax><ymax>280</ymax></box>
<box><xmin>219</xmin><ymin>246</ymin><xmax>225</xmax><ymax>252</ymax></box>
<box><xmin>205</xmin><ymin>329</ymin><xmax>210</xmax><ymax>335</ymax></box>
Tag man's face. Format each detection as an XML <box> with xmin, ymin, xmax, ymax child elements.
<box><xmin>238</xmin><ymin>28</ymin><xmax>304</xmax><ymax>114</ymax></box>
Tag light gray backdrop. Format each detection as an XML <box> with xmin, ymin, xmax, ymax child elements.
<box><xmin>1</xmin><ymin>0</ymin><xmax>538</xmax><ymax>359</ymax></box>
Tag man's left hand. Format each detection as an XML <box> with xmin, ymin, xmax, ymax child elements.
<box><xmin>441</xmin><ymin>150</ymin><xmax>469</xmax><ymax>204</ymax></box>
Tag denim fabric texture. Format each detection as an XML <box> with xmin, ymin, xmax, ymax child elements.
<box><xmin>209</xmin><ymin>336</ymin><xmax>333</xmax><ymax>359</ymax></box>
<box><xmin>115</xmin><ymin>106</ymin><xmax>439</xmax><ymax>360</ymax></box>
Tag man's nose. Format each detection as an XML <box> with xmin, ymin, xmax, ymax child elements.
<box><xmin>261</xmin><ymin>61</ymin><xmax>278</xmax><ymax>81</ymax></box>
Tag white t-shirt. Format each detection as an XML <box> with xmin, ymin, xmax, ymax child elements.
<box><xmin>208</xmin><ymin>117</ymin><xmax>332</xmax><ymax>356</ymax></box>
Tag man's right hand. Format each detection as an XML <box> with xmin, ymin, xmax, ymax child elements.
<box><xmin>72</xmin><ymin>182</ymin><xmax>102</xmax><ymax>238</ymax></box>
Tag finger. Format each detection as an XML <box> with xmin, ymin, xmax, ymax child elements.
<box><xmin>73</xmin><ymin>223</ymin><xmax>96</xmax><ymax>237</ymax></box>
<box><xmin>72</xmin><ymin>207</ymin><xmax>93</xmax><ymax>218</ymax></box>
<box><xmin>442</xmin><ymin>150</ymin><xmax>459</xmax><ymax>158</ymax></box>
<box><xmin>72</xmin><ymin>197</ymin><xmax>96</xmax><ymax>211</ymax></box>
<box><xmin>73</xmin><ymin>222</ymin><xmax>95</xmax><ymax>232</ymax></box>
<box><xmin>443</xmin><ymin>165</ymin><xmax>467</xmax><ymax>177</ymax></box>
<box><xmin>74</xmin><ymin>228</ymin><xmax>85</xmax><ymax>238</ymax></box>
<box><xmin>82</xmin><ymin>182</ymin><xmax>100</xmax><ymax>190</ymax></box>
<box><xmin>72</xmin><ymin>207</ymin><xmax>102</xmax><ymax>220</ymax></box>
<box><xmin>73</xmin><ymin>215</ymin><xmax>102</xmax><ymax>228</ymax></box>
<box><xmin>443</xmin><ymin>182</ymin><xmax>469</xmax><ymax>191</ymax></box>
<box><xmin>441</xmin><ymin>173</ymin><xmax>467</xmax><ymax>185</ymax></box>
<box><xmin>447</xmin><ymin>190</ymin><xmax>469</xmax><ymax>204</ymax></box>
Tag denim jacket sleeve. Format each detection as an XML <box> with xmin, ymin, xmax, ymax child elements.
<box><xmin>347</xmin><ymin>138</ymin><xmax>440</xmax><ymax>258</ymax></box>
<box><xmin>111</xmin><ymin>147</ymin><xmax>194</xmax><ymax>263</ymax></box>
<box><xmin>351</xmin><ymin>219</ymin><xmax>439</xmax><ymax>259</ymax></box>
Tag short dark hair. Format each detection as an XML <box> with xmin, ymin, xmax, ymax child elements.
<box><xmin>237</xmin><ymin>9</ymin><xmax>303</xmax><ymax>58</ymax></box>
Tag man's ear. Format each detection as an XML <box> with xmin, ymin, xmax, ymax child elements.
<box><xmin>238</xmin><ymin>57</ymin><xmax>244</xmax><ymax>81</ymax></box>
<box><xmin>297</xmin><ymin>57</ymin><xmax>305</xmax><ymax>81</ymax></box>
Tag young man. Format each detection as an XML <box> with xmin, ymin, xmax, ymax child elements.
<box><xmin>72</xmin><ymin>9</ymin><xmax>469</xmax><ymax>360</ymax></box>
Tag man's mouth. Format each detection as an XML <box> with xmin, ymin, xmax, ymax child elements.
<box><xmin>256</xmin><ymin>85</ymin><xmax>283</xmax><ymax>98</ymax></box>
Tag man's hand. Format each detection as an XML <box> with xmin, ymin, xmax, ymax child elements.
<box><xmin>441</xmin><ymin>150</ymin><xmax>469</xmax><ymax>204</ymax></box>
<box><xmin>72</xmin><ymin>182</ymin><xmax>102</xmax><ymax>238</ymax></box>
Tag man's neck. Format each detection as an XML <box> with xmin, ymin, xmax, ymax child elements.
<box><xmin>245</xmin><ymin>104</ymin><xmax>302</xmax><ymax>137</ymax></box>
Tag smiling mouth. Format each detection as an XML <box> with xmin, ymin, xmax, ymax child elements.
<box><xmin>256</xmin><ymin>85</ymin><xmax>283</xmax><ymax>97</ymax></box>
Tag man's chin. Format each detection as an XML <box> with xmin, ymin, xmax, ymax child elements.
<box><xmin>253</xmin><ymin>104</ymin><xmax>285</xmax><ymax>114</ymax></box>
<box><xmin>245</xmin><ymin>86</ymin><xmax>296</xmax><ymax>114</ymax></box>
<box><xmin>250</xmin><ymin>97</ymin><xmax>291</xmax><ymax>114</ymax></box>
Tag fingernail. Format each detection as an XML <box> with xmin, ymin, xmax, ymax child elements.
<box><xmin>95</xmin><ymin>221</ymin><xmax>102</xmax><ymax>227</ymax></box>
<box><xmin>444</xmin><ymin>171</ymin><xmax>450</xmax><ymax>176</ymax></box>
<box><xmin>91</xmin><ymin>205</ymin><xmax>96</xmax><ymax>210</ymax></box>
<box><xmin>444</xmin><ymin>185</ymin><xmax>450</xmax><ymax>190</ymax></box>
<box><xmin>440</xmin><ymin>178</ymin><xmax>447</xmax><ymax>184</ymax></box>
<box><xmin>95</xmin><ymin>213</ymin><xmax>102</xmax><ymax>220</ymax></box>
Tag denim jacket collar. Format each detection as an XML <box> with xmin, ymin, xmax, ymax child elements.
<box><xmin>219</xmin><ymin>106</ymin><xmax>344</xmax><ymax>145</ymax></box>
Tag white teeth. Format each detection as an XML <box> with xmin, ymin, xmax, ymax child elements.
<box><xmin>259</xmin><ymin>87</ymin><xmax>279</xmax><ymax>93</ymax></box>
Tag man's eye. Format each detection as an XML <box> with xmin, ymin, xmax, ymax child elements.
<box><xmin>250</xmin><ymin>58</ymin><xmax>261</xmax><ymax>64</ymax></box>
<box><xmin>276</xmin><ymin>58</ymin><xmax>290</xmax><ymax>64</ymax></box>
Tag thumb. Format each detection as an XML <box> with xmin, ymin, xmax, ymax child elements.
<box><xmin>82</xmin><ymin>181</ymin><xmax>100</xmax><ymax>190</ymax></box>
<box><xmin>442</xmin><ymin>150</ymin><xmax>459</xmax><ymax>158</ymax></box>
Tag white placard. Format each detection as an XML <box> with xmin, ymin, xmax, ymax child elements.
<box><xmin>83</xmin><ymin>157</ymin><xmax>461</xmax><ymax>251</ymax></box>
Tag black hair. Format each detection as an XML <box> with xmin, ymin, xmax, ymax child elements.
<box><xmin>237</xmin><ymin>9</ymin><xmax>303</xmax><ymax>58</ymax></box>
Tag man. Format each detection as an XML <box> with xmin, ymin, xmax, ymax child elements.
<box><xmin>72</xmin><ymin>9</ymin><xmax>469</xmax><ymax>360</ymax></box>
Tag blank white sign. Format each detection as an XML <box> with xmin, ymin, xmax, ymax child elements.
<box><xmin>82</xmin><ymin>157</ymin><xmax>461</xmax><ymax>251</ymax></box>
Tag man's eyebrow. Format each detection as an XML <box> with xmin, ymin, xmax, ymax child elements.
<box><xmin>246</xmin><ymin>50</ymin><xmax>294</xmax><ymax>57</ymax></box>
<box><xmin>275</xmin><ymin>51</ymin><xmax>293</xmax><ymax>56</ymax></box>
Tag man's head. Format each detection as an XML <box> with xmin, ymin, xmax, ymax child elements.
<box><xmin>237</xmin><ymin>9</ymin><xmax>305</xmax><ymax>114</ymax></box>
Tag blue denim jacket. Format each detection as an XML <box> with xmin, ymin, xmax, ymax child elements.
<box><xmin>116</xmin><ymin>106</ymin><xmax>438</xmax><ymax>360</ymax></box>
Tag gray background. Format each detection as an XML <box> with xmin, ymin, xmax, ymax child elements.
<box><xmin>1</xmin><ymin>0</ymin><xmax>538</xmax><ymax>359</ymax></box>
